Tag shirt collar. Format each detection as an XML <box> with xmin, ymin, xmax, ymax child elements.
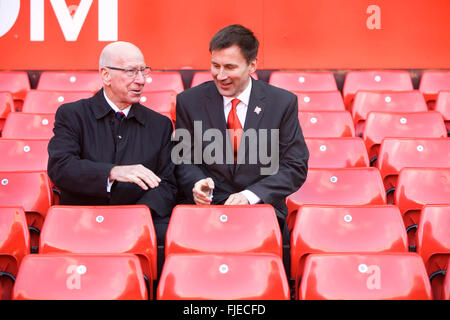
<box><xmin>223</xmin><ymin>77</ymin><xmax>252</xmax><ymax>107</ymax></box>
<box><xmin>103</xmin><ymin>90</ymin><xmax>131</xmax><ymax>116</ymax></box>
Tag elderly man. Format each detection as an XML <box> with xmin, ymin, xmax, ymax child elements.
<box><xmin>47</xmin><ymin>41</ymin><xmax>177</xmax><ymax>245</ymax></box>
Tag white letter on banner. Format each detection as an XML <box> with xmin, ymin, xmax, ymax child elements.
<box><xmin>50</xmin><ymin>0</ymin><xmax>93</xmax><ymax>41</ymax></box>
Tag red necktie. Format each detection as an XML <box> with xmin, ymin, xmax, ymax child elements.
<box><xmin>227</xmin><ymin>98</ymin><xmax>242</xmax><ymax>162</ymax></box>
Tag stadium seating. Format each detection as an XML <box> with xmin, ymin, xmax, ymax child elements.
<box><xmin>443</xmin><ymin>260</ymin><xmax>450</xmax><ymax>300</ymax></box>
<box><xmin>0</xmin><ymin>92</ymin><xmax>14</xmax><ymax>134</ymax></box>
<box><xmin>286</xmin><ymin>168</ymin><xmax>386</xmax><ymax>230</ymax></box>
<box><xmin>305</xmin><ymin>137</ymin><xmax>369</xmax><ymax>168</ymax></box>
<box><xmin>0</xmin><ymin>71</ymin><xmax>30</xmax><ymax>110</ymax></box>
<box><xmin>342</xmin><ymin>70</ymin><xmax>413</xmax><ymax>110</ymax></box>
<box><xmin>22</xmin><ymin>90</ymin><xmax>93</xmax><ymax>114</ymax></box>
<box><xmin>143</xmin><ymin>71</ymin><xmax>184</xmax><ymax>93</ymax></box>
<box><xmin>419</xmin><ymin>70</ymin><xmax>450</xmax><ymax>108</ymax></box>
<box><xmin>36</xmin><ymin>71</ymin><xmax>101</xmax><ymax>92</ymax></box>
<box><xmin>12</xmin><ymin>253</ymin><xmax>148</xmax><ymax>300</ymax></box>
<box><xmin>435</xmin><ymin>91</ymin><xmax>450</xmax><ymax>135</ymax></box>
<box><xmin>291</xmin><ymin>205</ymin><xmax>408</xmax><ymax>298</ymax></box>
<box><xmin>377</xmin><ymin>138</ymin><xmax>450</xmax><ymax>202</ymax></box>
<box><xmin>294</xmin><ymin>91</ymin><xmax>345</xmax><ymax>111</ymax></box>
<box><xmin>1</xmin><ymin>113</ymin><xmax>55</xmax><ymax>139</ymax></box>
<box><xmin>298</xmin><ymin>253</ymin><xmax>432</xmax><ymax>300</ymax></box>
<box><xmin>395</xmin><ymin>168</ymin><xmax>450</xmax><ymax>249</ymax></box>
<box><xmin>0</xmin><ymin>139</ymin><xmax>49</xmax><ymax>172</ymax></box>
<box><xmin>157</xmin><ymin>253</ymin><xmax>290</xmax><ymax>300</ymax></box>
<box><xmin>362</xmin><ymin>111</ymin><xmax>447</xmax><ymax>166</ymax></box>
<box><xmin>351</xmin><ymin>90</ymin><xmax>428</xmax><ymax>137</ymax></box>
<box><xmin>298</xmin><ymin>111</ymin><xmax>355</xmax><ymax>138</ymax></box>
<box><xmin>190</xmin><ymin>71</ymin><xmax>258</xmax><ymax>88</ymax></box>
<box><xmin>0</xmin><ymin>207</ymin><xmax>30</xmax><ymax>300</ymax></box>
<box><xmin>416</xmin><ymin>205</ymin><xmax>450</xmax><ymax>299</ymax></box>
<box><xmin>268</xmin><ymin>71</ymin><xmax>337</xmax><ymax>92</ymax></box>
<box><xmin>39</xmin><ymin>205</ymin><xmax>158</xmax><ymax>284</ymax></box>
<box><xmin>138</xmin><ymin>90</ymin><xmax>177</xmax><ymax>121</ymax></box>
<box><xmin>165</xmin><ymin>205</ymin><xmax>282</xmax><ymax>258</ymax></box>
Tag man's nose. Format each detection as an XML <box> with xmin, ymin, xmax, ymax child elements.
<box><xmin>216</xmin><ymin>68</ymin><xmax>228</xmax><ymax>80</ymax></box>
<box><xmin>134</xmin><ymin>70</ymin><xmax>146</xmax><ymax>84</ymax></box>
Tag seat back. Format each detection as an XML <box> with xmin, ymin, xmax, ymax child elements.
<box><xmin>2</xmin><ymin>113</ymin><xmax>56</xmax><ymax>139</ymax></box>
<box><xmin>0</xmin><ymin>139</ymin><xmax>49</xmax><ymax>172</ymax></box>
<box><xmin>22</xmin><ymin>90</ymin><xmax>93</xmax><ymax>114</ymax></box>
<box><xmin>298</xmin><ymin>111</ymin><xmax>355</xmax><ymax>138</ymax></box>
<box><xmin>419</xmin><ymin>71</ymin><xmax>450</xmax><ymax>108</ymax></box>
<box><xmin>269</xmin><ymin>71</ymin><xmax>337</xmax><ymax>92</ymax></box>
<box><xmin>37</xmin><ymin>71</ymin><xmax>102</xmax><ymax>92</ymax></box>
<box><xmin>165</xmin><ymin>205</ymin><xmax>282</xmax><ymax>258</ymax></box>
<box><xmin>0</xmin><ymin>72</ymin><xmax>30</xmax><ymax>109</ymax></box>
<box><xmin>294</xmin><ymin>91</ymin><xmax>345</xmax><ymax>111</ymax></box>
<box><xmin>435</xmin><ymin>91</ymin><xmax>450</xmax><ymax>134</ymax></box>
<box><xmin>143</xmin><ymin>71</ymin><xmax>184</xmax><ymax>93</ymax></box>
<box><xmin>138</xmin><ymin>90</ymin><xmax>176</xmax><ymax>120</ymax></box>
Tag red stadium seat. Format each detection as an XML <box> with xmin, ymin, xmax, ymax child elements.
<box><xmin>0</xmin><ymin>92</ymin><xmax>14</xmax><ymax>132</ymax></box>
<box><xmin>157</xmin><ymin>253</ymin><xmax>290</xmax><ymax>300</ymax></box>
<box><xmin>139</xmin><ymin>90</ymin><xmax>176</xmax><ymax>120</ymax></box>
<box><xmin>343</xmin><ymin>70</ymin><xmax>413</xmax><ymax>110</ymax></box>
<box><xmin>299</xmin><ymin>253</ymin><xmax>432</xmax><ymax>300</ymax></box>
<box><xmin>298</xmin><ymin>111</ymin><xmax>355</xmax><ymax>138</ymax></box>
<box><xmin>286</xmin><ymin>168</ymin><xmax>386</xmax><ymax>231</ymax></box>
<box><xmin>37</xmin><ymin>71</ymin><xmax>101</xmax><ymax>92</ymax></box>
<box><xmin>417</xmin><ymin>205</ymin><xmax>450</xmax><ymax>299</ymax></box>
<box><xmin>362</xmin><ymin>111</ymin><xmax>447</xmax><ymax>165</ymax></box>
<box><xmin>0</xmin><ymin>207</ymin><xmax>30</xmax><ymax>300</ymax></box>
<box><xmin>352</xmin><ymin>90</ymin><xmax>428</xmax><ymax>137</ymax></box>
<box><xmin>39</xmin><ymin>205</ymin><xmax>157</xmax><ymax>284</ymax></box>
<box><xmin>291</xmin><ymin>205</ymin><xmax>408</xmax><ymax>298</ymax></box>
<box><xmin>165</xmin><ymin>205</ymin><xmax>282</xmax><ymax>258</ymax></box>
<box><xmin>294</xmin><ymin>91</ymin><xmax>345</xmax><ymax>111</ymax></box>
<box><xmin>2</xmin><ymin>113</ymin><xmax>55</xmax><ymax>139</ymax></box>
<box><xmin>12</xmin><ymin>253</ymin><xmax>148</xmax><ymax>300</ymax></box>
<box><xmin>0</xmin><ymin>72</ymin><xmax>30</xmax><ymax>110</ymax></box>
<box><xmin>191</xmin><ymin>71</ymin><xmax>258</xmax><ymax>88</ymax></box>
<box><xmin>419</xmin><ymin>70</ymin><xmax>450</xmax><ymax>108</ymax></box>
<box><xmin>22</xmin><ymin>90</ymin><xmax>93</xmax><ymax>114</ymax></box>
<box><xmin>435</xmin><ymin>91</ymin><xmax>450</xmax><ymax>135</ymax></box>
<box><xmin>395</xmin><ymin>168</ymin><xmax>450</xmax><ymax>248</ymax></box>
<box><xmin>443</xmin><ymin>260</ymin><xmax>450</xmax><ymax>300</ymax></box>
<box><xmin>268</xmin><ymin>71</ymin><xmax>337</xmax><ymax>92</ymax></box>
<box><xmin>0</xmin><ymin>139</ymin><xmax>49</xmax><ymax>172</ymax></box>
<box><xmin>377</xmin><ymin>138</ymin><xmax>450</xmax><ymax>203</ymax></box>
<box><xmin>305</xmin><ymin>137</ymin><xmax>369</xmax><ymax>168</ymax></box>
<box><xmin>143</xmin><ymin>71</ymin><xmax>184</xmax><ymax>93</ymax></box>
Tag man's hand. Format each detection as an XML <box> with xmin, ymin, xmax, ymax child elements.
<box><xmin>109</xmin><ymin>164</ymin><xmax>161</xmax><ymax>190</ymax></box>
<box><xmin>192</xmin><ymin>178</ymin><xmax>214</xmax><ymax>205</ymax></box>
<box><xmin>224</xmin><ymin>193</ymin><xmax>249</xmax><ymax>205</ymax></box>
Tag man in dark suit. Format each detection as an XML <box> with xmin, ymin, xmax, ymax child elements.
<box><xmin>174</xmin><ymin>25</ymin><xmax>309</xmax><ymax>240</ymax></box>
<box><xmin>47</xmin><ymin>41</ymin><xmax>177</xmax><ymax>246</ymax></box>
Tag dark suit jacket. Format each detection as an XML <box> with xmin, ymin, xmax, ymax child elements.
<box><xmin>174</xmin><ymin>78</ymin><xmax>309</xmax><ymax>219</ymax></box>
<box><xmin>47</xmin><ymin>89</ymin><xmax>177</xmax><ymax>223</ymax></box>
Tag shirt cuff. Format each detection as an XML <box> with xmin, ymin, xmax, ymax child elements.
<box><xmin>107</xmin><ymin>178</ymin><xmax>113</xmax><ymax>192</ymax></box>
<box><xmin>240</xmin><ymin>190</ymin><xmax>261</xmax><ymax>205</ymax></box>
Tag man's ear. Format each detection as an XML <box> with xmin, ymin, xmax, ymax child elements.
<box><xmin>100</xmin><ymin>67</ymin><xmax>111</xmax><ymax>86</ymax></box>
<box><xmin>249</xmin><ymin>58</ymin><xmax>257</xmax><ymax>75</ymax></box>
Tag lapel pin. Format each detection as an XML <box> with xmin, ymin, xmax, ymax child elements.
<box><xmin>254</xmin><ymin>106</ymin><xmax>262</xmax><ymax>115</ymax></box>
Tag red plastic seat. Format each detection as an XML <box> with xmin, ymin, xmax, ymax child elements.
<box><xmin>191</xmin><ymin>71</ymin><xmax>258</xmax><ymax>88</ymax></box>
<box><xmin>291</xmin><ymin>205</ymin><xmax>408</xmax><ymax>298</ymax></box>
<box><xmin>143</xmin><ymin>71</ymin><xmax>184</xmax><ymax>93</ymax></box>
<box><xmin>0</xmin><ymin>139</ymin><xmax>49</xmax><ymax>172</ymax></box>
<box><xmin>363</xmin><ymin>111</ymin><xmax>447</xmax><ymax>165</ymax></box>
<box><xmin>343</xmin><ymin>70</ymin><xmax>413</xmax><ymax>110</ymax></box>
<box><xmin>286</xmin><ymin>168</ymin><xmax>386</xmax><ymax>231</ymax></box>
<box><xmin>39</xmin><ymin>205</ymin><xmax>157</xmax><ymax>284</ymax></box>
<box><xmin>269</xmin><ymin>71</ymin><xmax>337</xmax><ymax>92</ymax></box>
<box><xmin>395</xmin><ymin>168</ymin><xmax>450</xmax><ymax>248</ymax></box>
<box><xmin>0</xmin><ymin>207</ymin><xmax>30</xmax><ymax>300</ymax></box>
<box><xmin>299</xmin><ymin>253</ymin><xmax>432</xmax><ymax>300</ymax></box>
<box><xmin>435</xmin><ymin>91</ymin><xmax>450</xmax><ymax>134</ymax></box>
<box><xmin>12</xmin><ymin>253</ymin><xmax>147</xmax><ymax>300</ymax></box>
<box><xmin>416</xmin><ymin>205</ymin><xmax>450</xmax><ymax>300</ymax></box>
<box><xmin>22</xmin><ymin>90</ymin><xmax>93</xmax><ymax>114</ymax></box>
<box><xmin>377</xmin><ymin>138</ymin><xmax>450</xmax><ymax>202</ymax></box>
<box><xmin>443</xmin><ymin>259</ymin><xmax>450</xmax><ymax>300</ymax></box>
<box><xmin>165</xmin><ymin>205</ymin><xmax>282</xmax><ymax>258</ymax></box>
<box><xmin>2</xmin><ymin>113</ymin><xmax>55</xmax><ymax>139</ymax></box>
<box><xmin>305</xmin><ymin>137</ymin><xmax>369</xmax><ymax>168</ymax></box>
<box><xmin>294</xmin><ymin>91</ymin><xmax>345</xmax><ymax>111</ymax></box>
<box><xmin>138</xmin><ymin>90</ymin><xmax>176</xmax><ymax>121</ymax></box>
<box><xmin>352</xmin><ymin>90</ymin><xmax>428</xmax><ymax>137</ymax></box>
<box><xmin>298</xmin><ymin>111</ymin><xmax>355</xmax><ymax>138</ymax></box>
<box><xmin>0</xmin><ymin>72</ymin><xmax>30</xmax><ymax>110</ymax></box>
<box><xmin>0</xmin><ymin>92</ymin><xmax>14</xmax><ymax>133</ymax></box>
<box><xmin>419</xmin><ymin>71</ymin><xmax>450</xmax><ymax>108</ymax></box>
<box><xmin>37</xmin><ymin>71</ymin><xmax>101</xmax><ymax>92</ymax></box>
<box><xmin>157</xmin><ymin>253</ymin><xmax>289</xmax><ymax>300</ymax></box>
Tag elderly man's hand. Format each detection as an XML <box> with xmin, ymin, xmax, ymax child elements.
<box><xmin>109</xmin><ymin>164</ymin><xmax>161</xmax><ymax>190</ymax></box>
<box><xmin>224</xmin><ymin>193</ymin><xmax>249</xmax><ymax>205</ymax></box>
<box><xmin>192</xmin><ymin>177</ymin><xmax>214</xmax><ymax>205</ymax></box>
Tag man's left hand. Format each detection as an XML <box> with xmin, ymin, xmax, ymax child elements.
<box><xmin>224</xmin><ymin>193</ymin><xmax>249</xmax><ymax>205</ymax></box>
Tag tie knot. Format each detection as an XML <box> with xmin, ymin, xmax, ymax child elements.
<box><xmin>115</xmin><ymin>111</ymin><xmax>126</xmax><ymax>119</ymax></box>
<box><xmin>231</xmin><ymin>98</ymin><xmax>240</xmax><ymax>110</ymax></box>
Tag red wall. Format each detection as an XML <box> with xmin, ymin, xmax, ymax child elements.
<box><xmin>1</xmin><ymin>0</ymin><xmax>449</xmax><ymax>70</ymax></box>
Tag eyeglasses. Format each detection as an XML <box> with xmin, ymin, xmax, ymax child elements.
<box><xmin>105</xmin><ymin>66</ymin><xmax>151</xmax><ymax>78</ymax></box>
